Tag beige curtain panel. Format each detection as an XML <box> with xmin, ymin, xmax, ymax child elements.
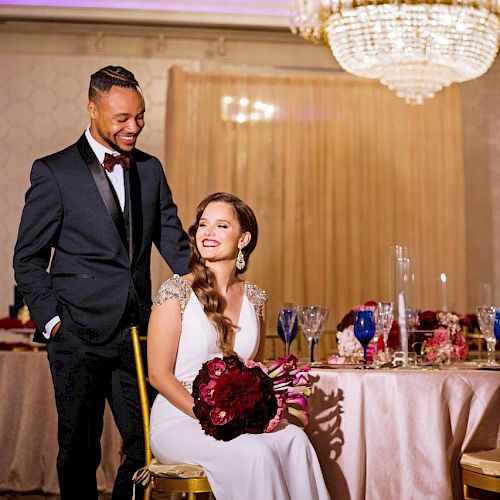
<box><xmin>159</xmin><ymin>65</ymin><xmax>466</xmax><ymax>336</ymax></box>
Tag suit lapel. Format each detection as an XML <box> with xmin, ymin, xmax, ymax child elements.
<box><xmin>127</xmin><ymin>155</ymin><xmax>143</xmax><ymax>268</ymax></box>
<box><xmin>76</xmin><ymin>135</ymin><xmax>129</xmax><ymax>252</ymax></box>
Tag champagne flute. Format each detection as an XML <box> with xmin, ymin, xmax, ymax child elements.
<box><xmin>477</xmin><ymin>306</ymin><xmax>496</xmax><ymax>366</ymax></box>
<box><xmin>312</xmin><ymin>307</ymin><xmax>330</xmax><ymax>363</ymax></box>
<box><xmin>354</xmin><ymin>309</ymin><xmax>376</xmax><ymax>367</ymax></box>
<box><xmin>278</xmin><ymin>304</ymin><xmax>298</xmax><ymax>356</ymax></box>
<box><xmin>377</xmin><ymin>302</ymin><xmax>394</xmax><ymax>358</ymax></box>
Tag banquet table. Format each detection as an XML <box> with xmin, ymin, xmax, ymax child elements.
<box><xmin>0</xmin><ymin>350</ymin><xmax>122</xmax><ymax>494</ymax></box>
<box><xmin>306</xmin><ymin>366</ymin><xmax>500</xmax><ymax>500</ymax></box>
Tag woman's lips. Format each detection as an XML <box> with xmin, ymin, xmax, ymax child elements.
<box><xmin>202</xmin><ymin>239</ymin><xmax>219</xmax><ymax>247</ymax></box>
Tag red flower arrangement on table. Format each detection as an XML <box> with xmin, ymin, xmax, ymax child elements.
<box><xmin>331</xmin><ymin>302</ymin><xmax>469</xmax><ymax>364</ymax></box>
<box><xmin>192</xmin><ymin>354</ymin><xmax>311</xmax><ymax>442</ymax></box>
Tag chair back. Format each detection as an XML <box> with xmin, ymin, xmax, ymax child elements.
<box><xmin>130</xmin><ymin>325</ymin><xmax>152</xmax><ymax>465</ymax></box>
<box><xmin>130</xmin><ymin>325</ymin><xmax>213</xmax><ymax>500</ymax></box>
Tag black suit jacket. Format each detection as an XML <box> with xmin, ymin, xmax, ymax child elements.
<box><xmin>13</xmin><ymin>134</ymin><xmax>190</xmax><ymax>343</ymax></box>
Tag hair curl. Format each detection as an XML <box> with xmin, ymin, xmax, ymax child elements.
<box><xmin>88</xmin><ymin>65</ymin><xmax>140</xmax><ymax>101</ymax></box>
<box><xmin>188</xmin><ymin>192</ymin><xmax>258</xmax><ymax>356</ymax></box>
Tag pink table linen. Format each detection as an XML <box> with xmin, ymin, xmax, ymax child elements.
<box><xmin>0</xmin><ymin>351</ymin><xmax>122</xmax><ymax>494</ymax></box>
<box><xmin>306</xmin><ymin>367</ymin><xmax>500</xmax><ymax>500</ymax></box>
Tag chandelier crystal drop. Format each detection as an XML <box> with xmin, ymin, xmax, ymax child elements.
<box><xmin>290</xmin><ymin>0</ymin><xmax>500</xmax><ymax>104</ymax></box>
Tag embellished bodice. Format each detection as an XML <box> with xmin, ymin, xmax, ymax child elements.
<box><xmin>151</xmin><ymin>274</ymin><xmax>267</xmax><ymax>411</ymax></box>
<box><xmin>153</xmin><ymin>274</ymin><xmax>267</xmax><ymax>320</ymax></box>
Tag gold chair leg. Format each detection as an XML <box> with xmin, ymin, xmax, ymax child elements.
<box><xmin>188</xmin><ymin>492</ymin><xmax>196</xmax><ymax>500</ymax></box>
<box><xmin>143</xmin><ymin>482</ymin><xmax>152</xmax><ymax>500</ymax></box>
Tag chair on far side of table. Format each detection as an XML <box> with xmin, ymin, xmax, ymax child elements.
<box><xmin>461</xmin><ymin>448</ymin><xmax>500</xmax><ymax>500</ymax></box>
<box><xmin>130</xmin><ymin>325</ymin><xmax>213</xmax><ymax>500</ymax></box>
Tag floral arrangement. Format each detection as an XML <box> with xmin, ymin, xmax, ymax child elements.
<box><xmin>333</xmin><ymin>304</ymin><xmax>469</xmax><ymax>365</ymax></box>
<box><xmin>333</xmin><ymin>301</ymin><xmax>399</xmax><ymax>364</ymax></box>
<box><xmin>420</xmin><ymin>311</ymin><xmax>468</xmax><ymax>363</ymax></box>
<box><xmin>192</xmin><ymin>354</ymin><xmax>311</xmax><ymax>442</ymax></box>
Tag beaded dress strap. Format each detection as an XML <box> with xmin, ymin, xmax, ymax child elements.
<box><xmin>244</xmin><ymin>281</ymin><xmax>267</xmax><ymax>319</ymax></box>
<box><xmin>152</xmin><ymin>274</ymin><xmax>192</xmax><ymax>318</ymax></box>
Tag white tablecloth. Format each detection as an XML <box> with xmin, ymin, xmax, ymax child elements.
<box><xmin>306</xmin><ymin>367</ymin><xmax>500</xmax><ymax>500</ymax></box>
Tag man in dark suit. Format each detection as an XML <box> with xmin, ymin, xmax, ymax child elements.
<box><xmin>13</xmin><ymin>66</ymin><xmax>190</xmax><ymax>500</ymax></box>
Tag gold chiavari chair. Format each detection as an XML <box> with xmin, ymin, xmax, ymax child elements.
<box><xmin>461</xmin><ymin>449</ymin><xmax>500</xmax><ymax>499</ymax></box>
<box><xmin>130</xmin><ymin>326</ymin><xmax>213</xmax><ymax>500</ymax></box>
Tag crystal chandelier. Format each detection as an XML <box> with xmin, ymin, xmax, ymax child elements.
<box><xmin>290</xmin><ymin>0</ymin><xmax>500</xmax><ymax>104</ymax></box>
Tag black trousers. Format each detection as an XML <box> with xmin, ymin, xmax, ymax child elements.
<box><xmin>47</xmin><ymin>324</ymin><xmax>144</xmax><ymax>500</ymax></box>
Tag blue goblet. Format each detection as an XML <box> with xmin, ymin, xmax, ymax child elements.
<box><xmin>494</xmin><ymin>309</ymin><xmax>500</xmax><ymax>343</ymax></box>
<box><xmin>277</xmin><ymin>306</ymin><xmax>298</xmax><ymax>356</ymax></box>
<box><xmin>354</xmin><ymin>309</ymin><xmax>376</xmax><ymax>367</ymax></box>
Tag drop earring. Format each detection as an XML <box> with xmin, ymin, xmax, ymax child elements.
<box><xmin>236</xmin><ymin>248</ymin><xmax>245</xmax><ymax>270</ymax></box>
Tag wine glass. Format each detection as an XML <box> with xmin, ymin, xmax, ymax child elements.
<box><xmin>376</xmin><ymin>302</ymin><xmax>394</xmax><ymax>359</ymax></box>
<box><xmin>278</xmin><ymin>304</ymin><xmax>298</xmax><ymax>356</ymax></box>
<box><xmin>354</xmin><ymin>309</ymin><xmax>376</xmax><ymax>367</ymax></box>
<box><xmin>314</xmin><ymin>307</ymin><xmax>330</xmax><ymax>358</ymax></box>
<box><xmin>297</xmin><ymin>306</ymin><xmax>328</xmax><ymax>364</ymax></box>
<box><xmin>477</xmin><ymin>306</ymin><xmax>496</xmax><ymax>366</ymax></box>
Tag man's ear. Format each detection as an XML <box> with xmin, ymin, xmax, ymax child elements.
<box><xmin>87</xmin><ymin>100</ymin><xmax>97</xmax><ymax>119</ymax></box>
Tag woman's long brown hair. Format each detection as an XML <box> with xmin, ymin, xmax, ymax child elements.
<box><xmin>188</xmin><ymin>192</ymin><xmax>258</xmax><ymax>356</ymax></box>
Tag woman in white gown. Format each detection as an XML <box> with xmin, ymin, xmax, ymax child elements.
<box><xmin>148</xmin><ymin>192</ymin><xmax>330</xmax><ymax>500</ymax></box>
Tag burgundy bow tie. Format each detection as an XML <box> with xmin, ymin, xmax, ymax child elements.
<box><xmin>102</xmin><ymin>152</ymin><xmax>131</xmax><ymax>172</ymax></box>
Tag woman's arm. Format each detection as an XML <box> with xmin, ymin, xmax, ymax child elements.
<box><xmin>147</xmin><ymin>298</ymin><xmax>196</xmax><ymax>418</ymax></box>
<box><xmin>254</xmin><ymin>302</ymin><xmax>267</xmax><ymax>362</ymax></box>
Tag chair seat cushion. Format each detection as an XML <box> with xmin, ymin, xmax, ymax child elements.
<box><xmin>132</xmin><ymin>458</ymin><xmax>207</xmax><ymax>488</ymax></box>
<box><xmin>148</xmin><ymin>458</ymin><xmax>207</xmax><ymax>478</ymax></box>
<box><xmin>461</xmin><ymin>449</ymin><xmax>500</xmax><ymax>477</ymax></box>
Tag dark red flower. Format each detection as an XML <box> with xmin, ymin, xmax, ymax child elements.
<box><xmin>210</xmin><ymin>407</ymin><xmax>233</xmax><ymax>426</ymax></box>
<box><xmin>199</xmin><ymin>380</ymin><xmax>217</xmax><ymax>405</ymax></box>
<box><xmin>419</xmin><ymin>310</ymin><xmax>438</xmax><ymax>330</ymax></box>
<box><xmin>337</xmin><ymin>309</ymin><xmax>356</xmax><ymax>332</ymax></box>
<box><xmin>465</xmin><ymin>313</ymin><xmax>479</xmax><ymax>332</ymax></box>
<box><xmin>207</xmin><ymin>358</ymin><xmax>227</xmax><ymax>378</ymax></box>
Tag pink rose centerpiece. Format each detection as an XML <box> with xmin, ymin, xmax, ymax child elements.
<box><xmin>192</xmin><ymin>354</ymin><xmax>311</xmax><ymax>441</ymax></box>
<box><xmin>421</xmin><ymin>311</ymin><xmax>468</xmax><ymax>363</ymax></box>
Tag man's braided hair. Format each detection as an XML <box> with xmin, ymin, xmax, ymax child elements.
<box><xmin>88</xmin><ymin>65</ymin><xmax>140</xmax><ymax>101</ymax></box>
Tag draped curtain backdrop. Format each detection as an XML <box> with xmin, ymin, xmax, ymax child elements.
<box><xmin>160</xmin><ymin>65</ymin><xmax>466</xmax><ymax>333</ymax></box>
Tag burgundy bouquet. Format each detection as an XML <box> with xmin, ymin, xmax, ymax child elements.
<box><xmin>192</xmin><ymin>354</ymin><xmax>311</xmax><ymax>442</ymax></box>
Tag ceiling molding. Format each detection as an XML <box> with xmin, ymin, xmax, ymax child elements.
<box><xmin>0</xmin><ymin>4</ymin><xmax>290</xmax><ymax>28</ymax></box>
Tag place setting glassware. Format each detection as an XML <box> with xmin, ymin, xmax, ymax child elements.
<box><xmin>277</xmin><ymin>303</ymin><xmax>298</xmax><ymax>356</ymax></box>
<box><xmin>354</xmin><ymin>308</ymin><xmax>376</xmax><ymax>368</ymax></box>
<box><xmin>477</xmin><ymin>306</ymin><xmax>497</xmax><ymax>366</ymax></box>
<box><xmin>297</xmin><ymin>305</ymin><xmax>329</xmax><ymax>364</ymax></box>
<box><xmin>376</xmin><ymin>302</ymin><xmax>394</xmax><ymax>362</ymax></box>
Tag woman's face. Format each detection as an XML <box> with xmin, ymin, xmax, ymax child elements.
<box><xmin>195</xmin><ymin>201</ymin><xmax>250</xmax><ymax>264</ymax></box>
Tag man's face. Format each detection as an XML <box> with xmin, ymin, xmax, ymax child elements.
<box><xmin>88</xmin><ymin>86</ymin><xmax>145</xmax><ymax>154</ymax></box>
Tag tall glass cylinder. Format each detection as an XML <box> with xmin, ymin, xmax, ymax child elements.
<box><xmin>389</xmin><ymin>245</ymin><xmax>415</xmax><ymax>364</ymax></box>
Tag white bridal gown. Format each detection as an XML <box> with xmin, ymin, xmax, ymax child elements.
<box><xmin>150</xmin><ymin>275</ymin><xmax>331</xmax><ymax>500</ymax></box>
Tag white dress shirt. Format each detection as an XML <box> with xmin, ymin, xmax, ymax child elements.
<box><xmin>43</xmin><ymin>128</ymin><xmax>126</xmax><ymax>338</ymax></box>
